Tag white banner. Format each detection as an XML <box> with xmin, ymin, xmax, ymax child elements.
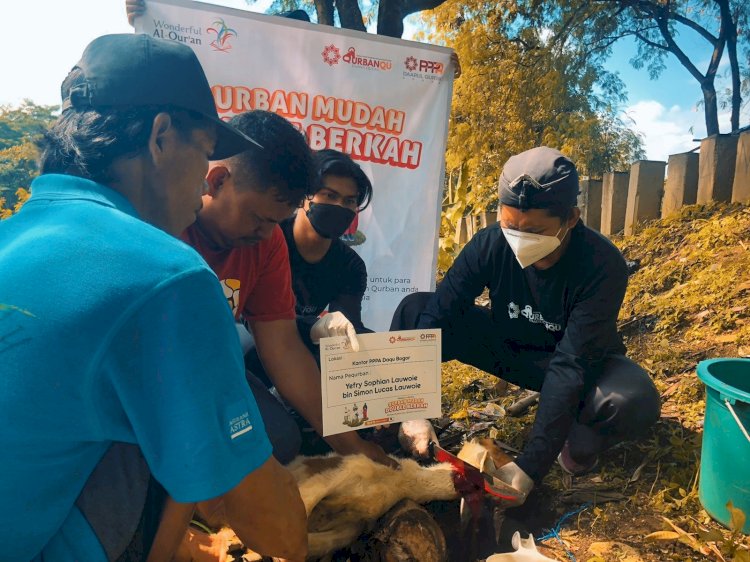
<box><xmin>136</xmin><ymin>0</ymin><xmax>453</xmax><ymax>330</ymax></box>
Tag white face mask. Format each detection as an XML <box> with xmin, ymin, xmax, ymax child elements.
<box><xmin>501</xmin><ymin>226</ymin><xmax>568</xmax><ymax>269</ymax></box>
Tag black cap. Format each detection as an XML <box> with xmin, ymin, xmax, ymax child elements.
<box><xmin>62</xmin><ymin>34</ymin><xmax>259</xmax><ymax>160</ymax></box>
<box><xmin>498</xmin><ymin>147</ymin><xmax>579</xmax><ymax>210</ymax></box>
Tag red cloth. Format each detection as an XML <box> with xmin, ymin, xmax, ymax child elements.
<box><xmin>181</xmin><ymin>224</ymin><xmax>296</xmax><ymax>322</ymax></box>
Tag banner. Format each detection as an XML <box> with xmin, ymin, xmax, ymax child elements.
<box><xmin>136</xmin><ymin>0</ymin><xmax>453</xmax><ymax>330</ymax></box>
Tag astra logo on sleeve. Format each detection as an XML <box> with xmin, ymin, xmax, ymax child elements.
<box><xmin>229</xmin><ymin>411</ymin><xmax>253</xmax><ymax>439</ymax></box>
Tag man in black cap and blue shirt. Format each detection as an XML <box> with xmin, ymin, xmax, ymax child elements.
<box><xmin>392</xmin><ymin>146</ymin><xmax>661</xmax><ymax>504</ymax></box>
<box><xmin>0</xmin><ymin>34</ymin><xmax>307</xmax><ymax>561</ymax></box>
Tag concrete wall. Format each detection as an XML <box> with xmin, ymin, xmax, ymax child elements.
<box><xmin>697</xmin><ymin>134</ymin><xmax>738</xmax><ymax>204</ymax></box>
<box><xmin>624</xmin><ymin>160</ymin><xmax>666</xmax><ymax>235</ymax></box>
<box><xmin>601</xmin><ymin>172</ymin><xmax>630</xmax><ymax>236</ymax></box>
<box><xmin>662</xmin><ymin>152</ymin><xmax>699</xmax><ymax>217</ymax></box>
<box><xmin>480</xmin><ymin>211</ymin><xmax>497</xmax><ymax>228</ymax></box>
<box><xmin>579</xmin><ymin>178</ymin><xmax>603</xmax><ymax>231</ymax></box>
<box><xmin>454</xmin><ymin>215</ymin><xmax>468</xmax><ymax>245</ymax></box>
<box><xmin>732</xmin><ymin>131</ymin><xmax>750</xmax><ymax>203</ymax></box>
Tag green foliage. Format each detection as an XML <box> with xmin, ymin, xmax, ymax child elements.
<box><xmin>0</xmin><ymin>100</ymin><xmax>57</xmax><ymax>213</ymax></box>
<box><xmin>0</xmin><ymin>100</ymin><xmax>57</xmax><ymax>150</ymax></box>
<box><xmin>423</xmin><ymin>0</ymin><xmax>645</xmax><ymax>230</ymax></box>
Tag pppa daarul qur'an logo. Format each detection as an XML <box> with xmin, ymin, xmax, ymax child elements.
<box><xmin>403</xmin><ymin>56</ymin><xmax>446</xmax><ymax>80</ymax></box>
<box><xmin>207</xmin><ymin>18</ymin><xmax>237</xmax><ymax>53</ymax></box>
<box><xmin>322</xmin><ymin>45</ymin><xmax>341</xmax><ymax>66</ymax></box>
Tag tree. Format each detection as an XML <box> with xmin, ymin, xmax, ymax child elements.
<box><xmin>425</xmin><ymin>0</ymin><xmax>644</xmax><ymax>211</ymax></box>
<box><xmin>0</xmin><ymin>100</ymin><xmax>57</xmax><ymax>214</ymax></box>
<box><xmin>513</xmin><ymin>0</ymin><xmax>748</xmax><ymax>136</ymax></box>
<box><xmin>251</xmin><ymin>0</ymin><xmax>449</xmax><ymax>37</ymax></box>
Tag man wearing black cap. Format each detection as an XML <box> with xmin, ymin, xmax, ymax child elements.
<box><xmin>0</xmin><ymin>34</ymin><xmax>306</xmax><ymax>561</ymax></box>
<box><xmin>391</xmin><ymin>146</ymin><xmax>660</xmax><ymax>504</ymax></box>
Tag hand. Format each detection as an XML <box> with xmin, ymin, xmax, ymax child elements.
<box><xmin>310</xmin><ymin>311</ymin><xmax>360</xmax><ymax>352</ymax></box>
<box><xmin>126</xmin><ymin>0</ymin><xmax>146</xmax><ymax>26</ymax></box>
<box><xmin>352</xmin><ymin>439</ymin><xmax>400</xmax><ymax>470</ymax></box>
<box><xmin>450</xmin><ymin>52</ymin><xmax>462</xmax><ymax>79</ymax></box>
<box><xmin>494</xmin><ymin>462</ymin><xmax>534</xmax><ymax>507</ymax></box>
<box><xmin>398</xmin><ymin>419</ymin><xmax>438</xmax><ymax>458</ymax></box>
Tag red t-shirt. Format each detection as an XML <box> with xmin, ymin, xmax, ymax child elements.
<box><xmin>181</xmin><ymin>223</ymin><xmax>296</xmax><ymax>323</ymax></box>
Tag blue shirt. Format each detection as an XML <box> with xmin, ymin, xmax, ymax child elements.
<box><xmin>0</xmin><ymin>174</ymin><xmax>272</xmax><ymax>561</ymax></box>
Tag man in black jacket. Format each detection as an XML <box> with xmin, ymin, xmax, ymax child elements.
<box><xmin>392</xmin><ymin>146</ymin><xmax>660</xmax><ymax>504</ymax></box>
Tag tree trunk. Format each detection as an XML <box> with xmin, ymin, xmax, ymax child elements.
<box><xmin>315</xmin><ymin>0</ymin><xmax>335</xmax><ymax>26</ymax></box>
<box><xmin>377</xmin><ymin>0</ymin><xmax>405</xmax><ymax>38</ymax></box>
<box><xmin>335</xmin><ymin>0</ymin><xmax>367</xmax><ymax>32</ymax></box>
<box><xmin>720</xmin><ymin>0</ymin><xmax>741</xmax><ymax>132</ymax></box>
<box><xmin>701</xmin><ymin>81</ymin><xmax>721</xmax><ymax>137</ymax></box>
<box><xmin>355</xmin><ymin>499</ymin><xmax>448</xmax><ymax>561</ymax></box>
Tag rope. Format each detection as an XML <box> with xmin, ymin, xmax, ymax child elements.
<box><xmin>535</xmin><ymin>503</ymin><xmax>592</xmax><ymax>561</ymax></box>
<box><xmin>725</xmin><ymin>400</ymin><xmax>750</xmax><ymax>443</ymax></box>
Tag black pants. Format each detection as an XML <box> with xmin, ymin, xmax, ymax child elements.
<box><xmin>245</xmin><ymin>369</ymin><xmax>302</xmax><ymax>465</ymax></box>
<box><xmin>391</xmin><ymin>292</ymin><xmax>661</xmax><ymax>461</ymax></box>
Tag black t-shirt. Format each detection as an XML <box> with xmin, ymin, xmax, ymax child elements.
<box><xmin>281</xmin><ymin>217</ymin><xmax>369</xmax><ymax>334</ymax></box>
<box><xmin>419</xmin><ymin>221</ymin><xmax>628</xmax><ymax>479</ymax></box>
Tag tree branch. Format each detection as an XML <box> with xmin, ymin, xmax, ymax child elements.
<box><xmin>315</xmin><ymin>0</ymin><xmax>335</xmax><ymax>26</ymax></box>
<box><xmin>335</xmin><ymin>0</ymin><xmax>366</xmax><ymax>32</ymax></box>
<box><xmin>402</xmin><ymin>0</ymin><xmax>449</xmax><ymax>16</ymax></box>
<box><xmin>668</xmin><ymin>12</ymin><xmax>717</xmax><ymax>45</ymax></box>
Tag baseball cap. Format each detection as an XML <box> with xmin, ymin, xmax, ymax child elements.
<box><xmin>498</xmin><ymin>147</ymin><xmax>579</xmax><ymax>210</ymax></box>
<box><xmin>61</xmin><ymin>33</ymin><xmax>259</xmax><ymax>160</ymax></box>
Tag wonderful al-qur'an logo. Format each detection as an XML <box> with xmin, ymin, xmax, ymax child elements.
<box><xmin>208</xmin><ymin>18</ymin><xmax>237</xmax><ymax>52</ymax></box>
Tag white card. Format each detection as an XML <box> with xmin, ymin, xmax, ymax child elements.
<box><xmin>320</xmin><ymin>330</ymin><xmax>441</xmax><ymax>436</ymax></box>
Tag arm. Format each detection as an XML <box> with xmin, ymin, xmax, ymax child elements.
<box><xmin>251</xmin><ymin>318</ymin><xmax>397</xmax><ymax>468</ymax></box>
<box><xmin>223</xmin><ymin>456</ymin><xmax>307</xmax><ymax>560</ymax></box>
<box><xmin>125</xmin><ymin>0</ymin><xmax>145</xmax><ymax>26</ymax></box>
<box><xmin>515</xmin><ymin>257</ymin><xmax>628</xmax><ymax>481</ymax></box>
<box><xmin>328</xmin><ymin>250</ymin><xmax>369</xmax><ymax>333</ymax></box>
<box><xmin>418</xmin><ymin>231</ymin><xmax>489</xmax><ymax>329</ymax></box>
<box><xmin>104</xmin><ymin>269</ymin><xmax>302</xmax><ymax>558</ymax></box>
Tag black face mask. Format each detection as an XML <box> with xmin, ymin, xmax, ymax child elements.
<box><xmin>306</xmin><ymin>202</ymin><xmax>356</xmax><ymax>239</ymax></box>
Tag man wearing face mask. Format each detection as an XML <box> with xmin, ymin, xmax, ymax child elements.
<box><xmin>391</xmin><ymin>146</ymin><xmax>661</xmax><ymax>504</ymax></box>
<box><xmin>242</xmin><ymin>149</ymin><xmax>374</xmax><ymax>450</ymax></box>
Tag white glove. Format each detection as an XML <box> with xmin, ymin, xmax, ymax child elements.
<box><xmin>494</xmin><ymin>462</ymin><xmax>534</xmax><ymax>506</ymax></box>
<box><xmin>310</xmin><ymin>311</ymin><xmax>360</xmax><ymax>352</ymax></box>
<box><xmin>398</xmin><ymin>418</ymin><xmax>438</xmax><ymax>458</ymax></box>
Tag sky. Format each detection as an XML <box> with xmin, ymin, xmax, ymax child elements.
<box><xmin>0</xmin><ymin>0</ymin><xmax>746</xmax><ymax>163</ymax></box>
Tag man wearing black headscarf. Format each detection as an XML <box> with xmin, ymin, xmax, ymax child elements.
<box><xmin>391</xmin><ymin>146</ymin><xmax>660</xmax><ymax>504</ymax></box>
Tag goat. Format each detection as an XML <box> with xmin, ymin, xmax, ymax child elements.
<box><xmin>177</xmin><ymin>439</ymin><xmax>513</xmax><ymax>561</ymax></box>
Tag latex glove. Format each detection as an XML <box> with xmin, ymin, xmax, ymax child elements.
<box><xmin>494</xmin><ymin>462</ymin><xmax>534</xmax><ymax>506</ymax></box>
<box><xmin>310</xmin><ymin>311</ymin><xmax>360</xmax><ymax>352</ymax></box>
<box><xmin>126</xmin><ymin>0</ymin><xmax>145</xmax><ymax>26</ymax></box>
<box><xmin>398</xmin><ymin>419</ymin><xmax>438</xmax><ymax>458</ymax></box>
<box><xmin>486</xmin><ymin>531</ymin><xmax>556</xmax><ymax>561</ymax></box>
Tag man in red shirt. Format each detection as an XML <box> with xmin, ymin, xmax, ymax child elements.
<box><xmin>185</xmin><ymin>110</ymin><xmax>396</xmax><ymax>468</ymax></box>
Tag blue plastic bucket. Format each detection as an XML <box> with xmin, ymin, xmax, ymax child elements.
<box><xmin>697</xmin><ymin>358</ymin><xmax>750</xmax><ymax>533</ymax></box>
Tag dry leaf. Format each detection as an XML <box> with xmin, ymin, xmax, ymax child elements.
<box><xmin>727</xmin><ymin>501</ymin><xmax>747</xmax><ymax>534</ymax></box>
<box><xmin>588</xmin><ymin>541</ymin><xmax>643</xmax><ymax>562</ymax></box>
<box><xmin>644</xmin><ymin>530</ymin><xmax>680</xmax><ymax>541</ymax></box>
